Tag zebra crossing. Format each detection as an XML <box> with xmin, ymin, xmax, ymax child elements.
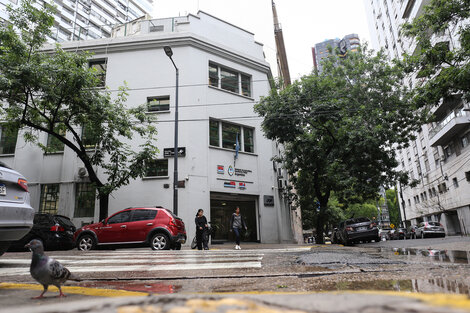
<box><xmin>0</xmin><ymin>247</ymin><xmax>310</xmax><ymax>277</ymax></box>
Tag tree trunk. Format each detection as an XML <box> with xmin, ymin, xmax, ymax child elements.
<box><xmin>98</xmin><ymin>193</ymin><xmax>109</xmax><ymax>222</ymax></box>
<box><xmin>315</xmin><ymin>199</ymin><xmax>329</xmax><ymax>244</ymax></box>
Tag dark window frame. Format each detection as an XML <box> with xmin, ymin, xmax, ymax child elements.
<box><xmin>39</xmin><ymin>184</ymin><xmax>60</xmax><ymax>214</ymax></box>
<box><xmin>0</xmin><ymin>125</ymin><xmax>19</xmax><ymax>155</ymax></box>
<box><xmin>88</xmin><ymin>59</ymin><xmax>107</xmax><ymax>88</ymax></box>
<box><xmin>74</xmin><ymin>183</ymin><xmax>96</xmax><ymax>218</ymax></box>
<box><xmin>145</xmin><ymin>159</ymin><xmax>168</xmax><ymax>177</ymax></box>
<box><xmin>147</xmin><ymin>96</ymin><xmax>170</xmax><ymax>113</ymax></box>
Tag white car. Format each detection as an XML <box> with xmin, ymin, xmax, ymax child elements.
<box><xmin>0</xmin><ymin>162</ymin><xmax>34</xmax><ymax>256</ymax></box>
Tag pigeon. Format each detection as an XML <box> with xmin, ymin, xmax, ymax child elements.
<box><xmin>25</xmin><ymin>239</ymin><xmax>81</xmax><ymax>299</ymax></box>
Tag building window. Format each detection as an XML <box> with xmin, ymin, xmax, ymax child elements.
<box><xmin>444</xmin><ymin>145</ymin><xmax>453</xmax><ymax>158</ymax></box>
<box><xmin>210</xmin><ymin>119</ymin><xmax>254</xmax><ymax>153</ymax></box>
<box><xmin>147</xmin><ymin>96</ymin><xmax>170</xmax><ymax>112</ymax></box>
<box><xmin>209</xmin><ymin>120</ymin><xmax>220</xmax><ymax>146</ymax></box>
<box><xmin>145</xmin><ymin>159</ymin><xmax>168</xmax><ymax>177</ymax></box>
<box><xmin>39</xmin><ymin>184</ymin><xmax>60</xmax><ymax>214</ymax></box>
<box><xmin>47</xmin><ymin>128</ymin><xmax>66</xmax><ymax>153</ymax></box>
<box><xmin>74</xmin><ymin>183</ymin><xmax>96</xmax><ymax>217</ymax></box>
<box><xmin>82</xmin><ymin>124</ymin><xmax>98</xmax><ymax>149</ymax></box>
<box><xmin>208</xmin><ymin>62</ymin><xmax>251</xmax><ymax>97</ymax></box>
<box><xmin>408</xmin><ymin>199</ymin><xmax>411</xmax><ymax>206</ymax></box>
<box><xmin>462</xmin><ymin>133</ymin><xmax>470</xmax><ymax>148</ymax></box>
<box><xmin>438</xmin><ymin>182</ymin><xmax>447</xmax><ymax>194</ymax></box>
<box><xmin>0</xmin><ymin>125</ymin><xmax>18</xmax><ymax>155</ymax></box>
<box><xmin>241</xmin><ymin>74</ymin><xmax>251</xmax><ymax>97</ymax></box>
<box><xmin>453</xmin><ymin>177</ymin><xmax>459</xmax><ymax>188</ymax></box>
<box><xmin>89</xmin><ymin>59</ymin><xmax>107</xmax><ymax>87</ymax></box>
<box><xmin>222</xmin><ymin>123</ymin><xmax>241</xmax><ymax>150</ymax></box>
<box><xmin>244</xmin><ymin>127</ymin><xmax>254</xmax><ymax>153</ymax></box>
<box><xmin>209</xmin><ymin>63</ymin><xmax>219</xmax><ymax>87</ymax></box>
<box><xmin>466</xmin><ymin>171</ymin><xmax>470</xmax><ymax>182</ymax></box>
<box><xmin>221</xmin><ymin>67</ymin><xmax>239</xmax><ymax>94</ymax></box>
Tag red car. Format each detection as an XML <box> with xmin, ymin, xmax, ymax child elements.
<box><xmin>74</xmin><ymin>207</ymin><xmax>186</xmax><ymax>251</ymax></box>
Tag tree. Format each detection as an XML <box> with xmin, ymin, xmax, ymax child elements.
<box><xmin>401</xmin><ymin>0</ymin><xmax>470</xmax><ymax>106</ymax></box>
<box><xmin>0</xmin><ymin>0</ymin><xmax>158</xmax><ymax>220</ymax></box>
<box><xmin>386</xmin><ymin>188</ymin><xmax>401</xmax><ymax>228</ymax></box>
<box><xmin>255</xmin><ymin>46</ymin><xmax>426</xmax><ymax>243</ymax></box>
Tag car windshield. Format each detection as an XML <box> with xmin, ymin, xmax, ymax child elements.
<box><xmin>345</xmin><ymin>217</ymin><xmax>370</xmax><ymax>225</ymax></box>
<box><xmin>428</xmin><ymin>222</ymin><xmax>441</xmax><ymax>226</ymax></box>
<box><xmin>0</xmin><ymin>161</ymin><xmax>11</xmax><ymax>169</ymax></box>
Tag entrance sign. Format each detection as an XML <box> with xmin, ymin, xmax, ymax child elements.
<box><xmin>228</xmin><ymin>166</ymin><xmax>235</xmax><ymax>176</ymax></box>
<box><xmin>223</xmin><ymin>181</ymin><xmax>236</xmax><ymax>188</ymax></box>
<box><xmin>217</xmin><ymin>165</ymin><xmax>224</xmax><ymax>174</ymax></box>
<box><xmin>164</xmin><ymin>147</ymin><xmax>186</xmax><ymax>157</ymax></box>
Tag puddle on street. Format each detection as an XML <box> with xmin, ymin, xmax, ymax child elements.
<box><xmin>79</xmin><ymin>281</ymin><xmax>182</xmax><ymax>294</ymax></box>
<box><xmin>380</xmin><ymin>248</ymin><xmax>470</xmax><ymax>264</ymax></box>
<box><xmin>311</xmin><ymin>278</ymin><xmax>470</xmax><ymax>295</ymax></box>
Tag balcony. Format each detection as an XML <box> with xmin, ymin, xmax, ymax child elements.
<box><xmin>429</xmin><ymin>108</ymin><xmax>470</xmax><ymax>147</ymax></box>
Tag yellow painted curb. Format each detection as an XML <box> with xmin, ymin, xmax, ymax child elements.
<box><xmin>195</xmin><ymin>290</ymin><xmax>470</xmax><ymax>311</ymax></box>
<box><xmin>0</xmin><ymin>283</ymin><xmax>148</xmax><ymax>298</ymax></box>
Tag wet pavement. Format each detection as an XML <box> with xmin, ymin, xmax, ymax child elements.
<box><xmin>1</xmin><ymin>239</ymin><xmax>469</xmax><ymax>312</ymax></box>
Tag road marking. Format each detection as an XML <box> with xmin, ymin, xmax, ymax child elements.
<box><xmin>0</xmin><ymin>283</ymin><xmax>148</xmax><ymax>297</ymax></box>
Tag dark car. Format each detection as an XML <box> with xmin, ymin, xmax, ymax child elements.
<box><xmin>8</xmin><ymin>213</ymin><xmax>76</xmax><ymax>251</ymax></box>
<box><xmin>74</xmin><ymin>207</ymin><xmax>186</xmax><ymax>251</ymax></box>
<box><xmin>390</xmin><ymin>227</ymin><xmax>407</xmax><ymax>240</ymax></box>
<box><xmin>337</xmin><ymin>217</ymin><xmax>380</xmax><ymax>245</ymax></box>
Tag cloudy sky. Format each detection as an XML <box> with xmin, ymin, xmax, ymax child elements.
<box><xmin>152</xmin><ymin>0</ymin><xmax>371</xmax><ymax>80</ymax></box>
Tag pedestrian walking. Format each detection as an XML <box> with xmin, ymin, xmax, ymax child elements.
<box><xmin>229</xmin><ymin>207</ymin><xmax>247</xmax><ymax>250</ymax></box>
<box><xmin>195</xmin><ymin>209</ymin><xmax>209</xmax><ymax>250</ymax></box>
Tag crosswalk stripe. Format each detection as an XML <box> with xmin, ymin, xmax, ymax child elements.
<box><xmin>0</xmin><ymin>247</ymin><xmax>309</xmax><ymax>277</ymax></box>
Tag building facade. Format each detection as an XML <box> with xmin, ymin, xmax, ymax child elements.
<box><xmin>0</xmin><ymin>0</ymin><xmax>153</xmax><ymax>42</ymax></box>
<box><xmin>364</xmin><ymin>0</ymin><xmax>470</xmax><ymax>235</ymax></box>
<box><xmin>0</xmin><ymin>11</ymin><xmax>300</xmax><ymax>244</ymax></box>
<box><xmin>311</xmin><ymin>34</ymin><xmax>360</xmax><ymax>72</ymax></box>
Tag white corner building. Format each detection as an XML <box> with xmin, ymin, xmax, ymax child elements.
<box><xmin>0</xmin><ymin>11</ymin><xmax>302</xmax><ymax>244</ymax></box>
<box><xmin>364</xmin><ymin>0</ymin><xmax>470</xmax><ymax>235</ymax></box>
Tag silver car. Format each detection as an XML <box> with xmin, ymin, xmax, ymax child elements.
<box><xmin>415</xmin><ymin>221</ymin><xmax>446</xmax><ymax>239</ymax></box>
<box><xmin>0</xmin><ymin>162</ymin><xmax>34</xmax><ymax>256</ymax></box>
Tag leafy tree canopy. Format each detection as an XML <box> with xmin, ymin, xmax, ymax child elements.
<box><xmin>255</xmin><ymin>46</ymin><xmax>426</xmax><ymax>243</ymax></box>
<box><xmin>0</xmin><ymin>0</ymin><xmax>158</xmax><ymax>220</ymax></box>
<box><xmin>401</xmin><ymin>0</ymin><xmax>470</xmax><ymax>106</ymax></box>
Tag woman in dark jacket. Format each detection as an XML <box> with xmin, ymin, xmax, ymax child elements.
<box><xmin>195</xmin><ymin>209</ymin><xmax>209</xmax><ymax>250</ymax></box>
<box><xmin>229</xmin><ymin>207</ymin><xmax>247</xmax><ymax>250</ymax></box>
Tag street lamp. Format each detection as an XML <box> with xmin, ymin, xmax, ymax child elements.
<box><xmin>164</xmin><ymin>45</ymin><xmax>179</xmax><ymax>216</ymax></box>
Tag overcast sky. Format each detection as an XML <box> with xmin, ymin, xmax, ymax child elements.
<box><xmin>152</xmin><ymin>0</ymin><xmax>371</xmax><ymax>81</ymax></box>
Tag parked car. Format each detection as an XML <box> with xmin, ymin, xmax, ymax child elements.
<box><xmin>378</xmin><ymin>226</ymin><xmax>392</xmax><ymax>240</ymax></box>
<box><xmin>74</xmin><ymin>207</ymin><xmax>186</xmax><ymax>251</ymax></box>
<box><xmin>390</xmin><ymin>227</ymin><xmax>407</xmax><ymax>240</ymax></box>
<box><xmin>336</xmin><ymin>217</ymin><xmax>380</xmax><ymax>245</ymax></box>
<box><xmin>415</xmin><ymin>221</ymin><xmax>446</xmax><ymax>238</ymax></box>
<box><xmin>0</xmin><ymin>162</ymin><xmax>34</xmax><ymax>256</ymax></box>
<box><xmin>8</xmin><ymin>213</ymin><xmax>76</xmax><ymax>251</ymax></box>
<box><xmin>406</xmin><ymin>225</ymin><xmax>418</xmax><ymax>239</ymax></box>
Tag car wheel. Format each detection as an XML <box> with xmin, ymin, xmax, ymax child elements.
<box><xmin>150</xmin><ymin>233</ymin><xmax>170</xmax><ymax>250</ymax></box>
<box><xmin>77</xmin><ymin>235</ymin><xmax>96</xmax><ymax>251</ymax></box>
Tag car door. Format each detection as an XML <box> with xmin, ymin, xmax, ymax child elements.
<box><xmin>98</xmin><ymin>210</ymin><xmax>132</xmax><ymax>243</ymax></box>
<box><xmin>126</xmin><ymin>209</ymin><xmax>158</xmax><ymax>242</ymax></box>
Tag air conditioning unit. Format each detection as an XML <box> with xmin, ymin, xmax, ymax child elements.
<box><xmin>78</xmin><ymin>167</ymin><xmax>88</xmax><ymax>178</ymax></box>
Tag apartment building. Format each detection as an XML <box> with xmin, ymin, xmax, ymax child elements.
<box><xmin>0</xmin><ymin>11</ymin><xmax>301</xmax><ymax>244</ymax></box>
<box><xmin>364</xmin><ymin>0</ymin><xmax>470</xmax><ymax>235</ymax></box>
<box><xmin>0</xmin><ymin>0</ymin><xmax>153</xmax><ymax>42</ymax></box>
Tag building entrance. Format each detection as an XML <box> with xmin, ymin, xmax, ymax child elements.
<box><xmin>210</xmin><ymin>193</ymin><xmax>258</xmax><ymax>242</ymax></box>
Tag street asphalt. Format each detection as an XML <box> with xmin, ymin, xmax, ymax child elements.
<box><xmin>0</xmin><ymin>236</ymin><xmax>469</xmax><ymax>313</ymax></box>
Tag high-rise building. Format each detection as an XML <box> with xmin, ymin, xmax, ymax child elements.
<box><xmin>312</xmin><ymin>34</ymin><xmax>360</xmax><ymax>72</ymax></box>
<box><xmin>0</xmin><ymin>0</ymin><xmax>153</xmax><ymax>42</ymax></box>
<box><xmin>364</xmin><ymin>0</ymin><xmax>470</xmax><ymax>235</ymax></box>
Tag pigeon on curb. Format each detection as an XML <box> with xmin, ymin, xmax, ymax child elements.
<box><xmin>25</xmin><ymin>239</ymin><xmax>81</xmax><ymax>299</ymax></box>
